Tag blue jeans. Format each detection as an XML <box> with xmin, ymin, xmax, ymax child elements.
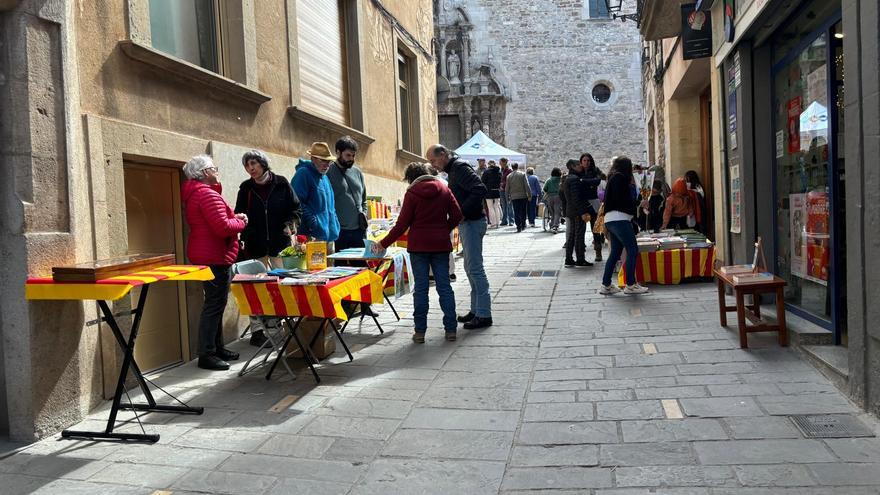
<box><xmin>500</xmin><ymin>191</ymin><xmax>511</xmax><ymax>224</ymax></box>
<box><xmin>602</xmin><ymin>220</ymin><xmax>639</xmax><ymax>287</ymax></box>
<box><xmin>458</xmin><ymin>219</ymin><xmax>492</xmax><ymax>317</ymax></box>
<box><xmin>409</xmin><ymin>252</ymin><xmax>457</xmax><ymax>332</ymax></box>
<box><xmin>527</xmin><ymin>196</ymin><xmax>538</xmax><ymax>224</ymax></box>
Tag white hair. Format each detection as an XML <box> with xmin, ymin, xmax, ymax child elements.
<box><xmin>183</xmin><ymin>154</ymin><xmax>214</xmax><ymax>180</ymax></box>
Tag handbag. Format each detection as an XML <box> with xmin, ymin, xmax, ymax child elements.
<box><xmin>592</xmin><ymin>204</ymin><xmax>606</xmax><ymax>234</ymax></box>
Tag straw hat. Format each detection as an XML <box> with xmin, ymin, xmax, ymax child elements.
<box><xmin>307</xmin><ymin>142</ymin><xmax>335</xmax><ymax>161</ymax></box>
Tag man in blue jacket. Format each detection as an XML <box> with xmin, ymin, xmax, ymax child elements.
<box><xmin>292</xmin><ymin>142</ymin><xmax>341</xmax><ymax>243</ymax></box>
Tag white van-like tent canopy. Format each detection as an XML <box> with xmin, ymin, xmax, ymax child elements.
<box><xmin>453</xmin><ymin>130</ymin><xmax>527</xmax><ymax>164</ymax></box>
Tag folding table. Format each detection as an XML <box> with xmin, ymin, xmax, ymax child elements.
<box><xmin>230</xmin><ymin>269</ymin><xmax>384</xmax><ymax>383</ymax></box>
<box><xmin>25</xmin><ymin>264</ymin><xmax>212</xmax><ymax>443</ymax></box>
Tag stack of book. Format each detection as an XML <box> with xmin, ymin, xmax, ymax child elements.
<box><xmin>719</xmin><ymin>264</ymin><xmax>755</xmax><ymax>276</ymax></box>
<box><xmin>637</xmin><ymin>238</ymin><xmax>660</xmax><ymax>252</ymax></box>
<box><xmin>732</xmin><ymin>272</ymin><xmax>775</xmax><ymax>284</ymax></box>
<box><xmin>657</xmin><ymin>237</ymin><xmax>686</xmax><ymax>250</ymax></box>
<box><xmin>232</xmin><ymin>273</ymin><xmax>279</xmax><ymax>283</ymax></box>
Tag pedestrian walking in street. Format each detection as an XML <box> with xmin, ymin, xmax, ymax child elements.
<box><xmin>581</xmin><ymin>153</ymin><xmax>605</xmax><ymax>261</ymax></box>
<box><xmin>600</xmin><ymin>156</ymin><xmax>650</xmax><ymax>295</ymax></box>
<box><xmin>181</xmin><ymin>155</ymin><xmax>248</xmax><ymax>371</ymax></box>
<box><xmin>234</xmin><ymin>149</ymin><xmax>301</xmax><ymax>347</ymax></box>
<box><xmin>292</xmin><ymin>142</ymin><xmax>341</xmax><ymax>244</ymax></box>
<box><xmin>507</xmin><ymin>163</ymin><xmax>531</xmax><ymax>232</ymax></box>
<box><xmin>559</xmin><ymin>159</ymin><xmax>599</xmax><ymax>267</ymax></box>
<box><xmin>526</xmin><ymin>167</ymin><xmax>542</xmax><ymax>228</ymax></box>
<box><xmin>543</xmin><ymin>167</ymin><xmax>563</xmax><ymax>233</ymax></box>
<box><xmin>661</xmin><ymin>178</ymin><xmax>695</xmax><ymax>230</ymax></box>
<box><xmin>372</xmin><ymin>162</ymin><xmax>463</xmax><ymax>343</ymax></box>
<box><xmin>426</xmin><ymin>144</ymin><xmax>493</xmax><ymax>329</ymax></box>
<box><xmin>475</xmin><ymin>157</ymin><xmax>487</xmax><ymax>179</ymax></box>
<box><xmin>482</xmin><ymin>160</ymin><xmax>503</xmax><ymax>228</ymax></box>
<box><xmin>499</xmin><ymin>157</ymin><xmax>513</xmax><ymax>226</ymax></box>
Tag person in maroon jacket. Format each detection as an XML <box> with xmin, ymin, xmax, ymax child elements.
<box><xmin>182</xmin><ymin>155</ymin><xmax>248</xmax><ymax>370</ymax></box>
<box><xmin>372</xmin><ymin>162</ymin><xmax>463</xmax><ymax>343</ymax></box>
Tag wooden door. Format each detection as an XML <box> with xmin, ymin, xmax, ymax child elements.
<box><xmin>123</xmin><ymin>162</ymin><xmax>187</xmax><ymax>371</ymax></box>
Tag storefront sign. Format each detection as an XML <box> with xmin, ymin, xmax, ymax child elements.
<box><xmin>776</xmin><ymin>130</ymin><xmax>785</xmax><ymax>158</ymax></box>
<box><xmin>681</xmin><ymin>4</ymin><xmax>712</xmax><ymax>60</ymax></box>
<box><xmin>789</xmin><ymin>193</ymin><xmax>807</xmax><ymax>278</ymax></box>
<box><xmin>733</xmin><ymin>52</ymin><xmax>741</xmax><ymax>89</ymax></box>
<box><xmin>728</xmin><ymin>91</ymin><xmax>738</xmax><ymax>150</ymax></box>
<box><xmin>729</xmin><ymin>162</ymin><xmax>742</xmax><ymax>234</ymax></box>
<box><xmin>787</xmin><ymin>96</ymin><xmax>802</xmax><ymax>153</ymax></box>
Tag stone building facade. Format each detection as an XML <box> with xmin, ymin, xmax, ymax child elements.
<box><xmin>0</xmin><ymin>0</ymin><xmax>437</xmax><ymax>441</ymax></box>
<box><xmin>435</xmin><ymin>0</ymin><xmax>645</xmax><ymax>172</ymax></box>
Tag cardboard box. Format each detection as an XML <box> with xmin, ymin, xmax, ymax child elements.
<box><xmin>289</xmin><ymin>317</ymin><xmax>336</xmax><ymax>360</ymax></box>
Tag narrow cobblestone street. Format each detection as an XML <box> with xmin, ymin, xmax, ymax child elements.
<box><xmin>3</xmin><ymin>227</ymin><xmax>879</xmax><ymax>494</ymax></box>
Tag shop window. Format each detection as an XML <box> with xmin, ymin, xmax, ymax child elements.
<box><xmin>396</xmin><ymin>48</ymin><xmax>421</xmax><ymax>154</ymax></box>
<box><xmin>296</xmin><ymin>0</ymin><xmax>350</xmax><ymax>125</ymax></box>
<box><xmin>592</xmin><ymin>83</ymin><xmax>612</xmax><ymax>104</ymax></box>
<box><xmin>588</xmin><ymin>0</ymin><xmax>610</xmax><ymax>19</ymax></box>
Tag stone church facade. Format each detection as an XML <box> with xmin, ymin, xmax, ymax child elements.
<box><xmin>435</xmin><ymin>0</ymin><xmax>645</xmax><ymax>172</ymax></box>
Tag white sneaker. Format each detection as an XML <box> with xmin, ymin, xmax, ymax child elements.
<box><xmin>624</xmin><ymin>284</ymin><xmax>650</xmax><ymax>295</ymax></box>
<box><xmin>599</xmin><ymin>284</ymin><xmax>620</xmax><ymax>295</ymax></box>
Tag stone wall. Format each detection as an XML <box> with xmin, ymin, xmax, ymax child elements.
<box><xmin>436</xmin><ymin>0</ymin><xmax>645</xmax><ymax>174</ymax></box>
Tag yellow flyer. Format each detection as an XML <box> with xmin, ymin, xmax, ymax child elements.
<box><xmin>306</xmin><ymin>242</ymin><xmax>328</xmax><ymax>270</ymax></box>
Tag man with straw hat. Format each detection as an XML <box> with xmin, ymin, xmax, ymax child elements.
<box><xmin>292</xmin><ymin>142</ymin><xmax>340</xmax><ymax>243</ymax></box>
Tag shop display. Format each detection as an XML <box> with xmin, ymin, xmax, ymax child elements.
<box><xmin>306</xmin><ymin>241</ymin><xmax>328</xmax><ymax>270</ymax></box>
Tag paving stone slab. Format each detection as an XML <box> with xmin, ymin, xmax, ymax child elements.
<box><xmin>523</xmin><ymin>402</ymin><xmax>595</xmax><ymax>422</ymax></box>
<box><xmin>501</xmin><ymin>466</ymin><xmax>613</xmax><ymax>490</ymax></box>
<box><xmin>635</xmin><ymin>386</ymin><xmax>708</xmax><ymax>399</ymax></box>
<box><xmin>171</xmin><ymin>469</ymin><xmax>277</xmax><ymax>495</ymax></box>
<box><xmin>733</xmin><ymin>464</ymin><xmax>816</xmax><ymax>487</ymax></box>
<box><xmin>517</xmin><ymin>421</ymin><xmax>619</xmax><ymax>445</ymax></box>
<box><xmin>419</xmin><ymin>386</ymin><xmax>526</xmax><ymax>410</ymax></box>
<box><xmin>172</xmin><ymin>428</ymin><xmax>271</xmax><ymax>453</ymax></box>
<box><xmin>807</xmin><ymin>463</ymin><xmax>880</xmax><ymax>486</ymax></box>
<box><xmin>594</xmin><ymin>489</ymin><xmax>710</xmax><ymax>495</ymax></box>
<box><xmin>267</xmin><ymin>477</ymin><xmax>352</xmax><ymax>495</ymax></box>
<box><xmin>614</xmin><ymin>353</ymin><xmax>684</xmax><ymax>367</ymax></box>
<box><xmin>534</xmin><ymin>356</ymin><xmax>614</xmax><ymax>371</ymax></box>
<box><xmin>534</xmin><ymin>369</ymin><xmax>606</xmax><ymax>382</ymax></box>
<box><xmin>0</xmin><ymin>454</ymin><xmax>110</xmax><ymax>481</ymax></box>
<box><xmin>538</xmin><ymin>346</ymin><xmax>597</xmax><ymax>359</ymax></box>
<box><xmin>87</xmin><ymin>463</ymin><xmax>188</xmax><ymax>488</ymax></box>
<box><xmin>756</xmin><ymin>393</ymin><xmax>857</xmax><ymax>415</ymax></box>
<box><xmin>722</xmin><ymin>416</ymin><xmax>803</xmax><ymax>439</ymax></box>
<box><xmin>103</xmin><ymin>444</ymin><xmax>231</xmax><ymax>470</ymax></box>
<box><xmin>4</xmin><ymin>476</ymin><xmax>151</xmax><ymax>495</ymax></box>
<box><xmin>614</xmin><ymin>465</ymin><xmax>737</xmax><ymax>487</ymax></box>
<box><xmin>300</xmin><ymin>416</ymin><xmax>401</xmax><ymax>440</ymax></box>
<box><xmin>402</xmin><ymin>408</ymin><xmax>520</xmax><ymax>431</ymax></box>
<box><xmin>620</xmin><ymin>419</ymin><xmax>728</xmax><ymax>442</ymax></box>
<box><xmin>350</xmin><ymin>458</ymin><xmax>505</xmax><ymax>495</ymax></box>
<box><xmin>679</xmin><ymin>397</ymin><xmax>765</xmax><ymax>417</ymax></box>
<box><xmin>442</xmin><ymin>357</ymin><xmax>535</xmax><ymax>373</ymax></box>
<box><xmin>600</xmin><ymin>442</ymin><xmax>695</xmax><ymax>466</ymax></box>
<box><xmin>527</xmin><ymin>391</ymin><xmax>577</xmax><ymax>403</ymax></box>
<box><xmin>382</xmin><ymin>429</ymin><xmax>514</xmax><ymax>461</ymax></box>
<box><xmin>433</xmin><ymin>371</ymin><xmax>531</xmax><ymax>389</ymax></box>
<box><xmin>707</xmin><ymin>384</ymin><xmax>782</xmax><ymax>397</ymax></box>
<box><xmin>675</xmin><ymin>374</ymin><xmax>741</xmax><ymax>385</ymax></box>
<box><xmin>316</xmin><ymin>397</ymin><xmax>414</xmax><ymax>419</ymax></box>
<box><xmin>509</xmin><ymin>445</ymin><xmax>599</xmax><ymax>467</ymax></box>
<box><xmin>577</xmin><ymin>389</ymin><xmax>637</xmax><ymax>401</ymax></box>
<box><xmin>220</xmin><ymin>453</ymin><xmax>366</xmax><ymax>483</ymax></box>
<box><xmin>693</xmin><ymin>439</ymin><xmax>837</xmax><ymax>464</ymax></box>
<box><xmin>255</xmin><ymin>434</ymin><xmax>335</xmax><ymax>458</ymax></box>
<box><xmin>596</xmin><ymin>400</ymin><xmax>665</xmax><ymax>420</ymax></box>
<box><xmin>606</xmin><ymin>365</ymin><xmax>679</xmax><ymax>379</ymax></box>
<box><xmin>322</xmin><ymin>438</ymin><xmax>384</xmax><ymax>463</ymax></box>
<box><xmin>589</xmin><ymin>377</ymin><xmax>677</xmax><ymax>389</ymax></box>
<box><xmin>531</xmin><ymin>380</ymin><xmax>588</xmax><ymax>392</ymax></box>
<box><xmin>454</xmin><ymin>346</ymin><xmax>539</xmax><ymax>359</ymax></box>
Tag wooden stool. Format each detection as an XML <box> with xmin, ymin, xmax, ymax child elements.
<box><xmin>713</xmin><ymin>268</ymin><xmax>788</xmax><ymax>349</ymax></box>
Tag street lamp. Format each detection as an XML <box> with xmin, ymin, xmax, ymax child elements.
<box><xmin>603</xmin><ymin>0</ymin><xmax>641</xmax><ymax>24</ymax></box>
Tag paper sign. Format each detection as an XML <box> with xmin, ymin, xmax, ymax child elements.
<box><xmin>776</xmin><ymin>130</ymin><xmax>785</xmax><ymax>158</ymax></box>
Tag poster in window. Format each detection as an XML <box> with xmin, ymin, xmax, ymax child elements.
<box><xmin>787</xmin><ymin>96</ymin><xmax>802</xmax><ymax>153</ymax></box>
<box><xmin>789</xmin><ymin>193</ymin><xmax>807</xmax><ymax>278</ymax></box>
<box><xmin>804</xmin><ymin>190</ymin><xmax>829</xmax><ymax>285</ymax></box>
<box><xmin>729</xmin><ymin>163</ymin><xmax>742</xmax><ymax>233</ymax></box>
<box><xmin>728</xmin><ymin>91</ymin><xmax>738</xmax><ymax>150</ymax></box>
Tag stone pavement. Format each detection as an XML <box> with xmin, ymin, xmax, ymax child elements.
<box><xmin>3</xmin><ymin>227</ymin><xmax>880</xmax><ymax>494</ymax></box>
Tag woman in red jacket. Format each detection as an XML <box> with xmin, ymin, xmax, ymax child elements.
<box><xmin>372</xmin><ymin>162</ymin><xmax>463</xmax><ymax>343</ymax></box>
<box><xmin>182</xmin><ymin>155</ymin><xmax>248</xmax><ymax>370</ymax></box>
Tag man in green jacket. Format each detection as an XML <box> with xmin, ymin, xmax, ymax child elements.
<box><xmin>506</xmin><ymin>163</ymin><xmax>532</xmax><ymax>232</ymax></box>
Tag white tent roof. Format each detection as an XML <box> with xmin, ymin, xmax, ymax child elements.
<box><xmin>454</xmin><ymin>131</ymin><xmax>527</xmax><ymax>164</ymax></box>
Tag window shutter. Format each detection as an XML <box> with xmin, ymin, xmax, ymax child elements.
<box><xmin>297</xmin><ymin>1</ymin><xmax>348</xmax><ymax>125</ymax></box>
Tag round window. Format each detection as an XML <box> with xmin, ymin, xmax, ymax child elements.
<box><xmin>592</xmin><ymin>83</ymin><xmax>612</xmax><ymax>104</ymax></box>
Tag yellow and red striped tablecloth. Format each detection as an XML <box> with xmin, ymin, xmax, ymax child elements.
<box><xmin>25</xmin><ymin>265</ymin><xmax>213</xmax><ymax>301</ymax></box>
<box><xmin>618</xmin><ymin>247</ymin><xmax>716</xmax><ymax>286</ymax></box>
<box><xmin>231</xmin><ymin>269</ymin><xmax>384</xmax><ymax>321</ymax></box>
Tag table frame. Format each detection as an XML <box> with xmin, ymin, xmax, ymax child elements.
<box><xmin>265</xmin><ymin>316</ymin><xmax>353</xmax><ymax>383</ymax></box>
<box><xmin>61</xmin><ymin>285</ymin><xmax>203</xmax><ymax>443</ymax></box>
<box><xmin>329</xmin><ymin>255</ymin><xmax>403</xmax><ymax>334</ymax></box>
<box><xmin>714</xmin><ymin>269</ymin><xmax>788</xmax><ymax>349</ymax></box>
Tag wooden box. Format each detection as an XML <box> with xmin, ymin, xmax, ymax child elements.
<box><xmin>52</xmin><ymin>253</ymin><xmax>175</xmax><ymax>282</ymax></box>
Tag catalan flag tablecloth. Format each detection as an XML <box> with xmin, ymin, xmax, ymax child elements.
<box><xmin>618</xmin><ymin>247</ymin><xmax>716</xmax><ymax>286</ymax></box>
<box><xmin>25</xmin><ymin>265</ymin><xmax>213</xmax><ymax>301</ymax></box>
<box><xmin>230</xmin><ymin>269</ymin><xmax>384</xmax><ymax>321</ymax></box>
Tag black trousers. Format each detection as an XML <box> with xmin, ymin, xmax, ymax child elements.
<box><xmin>198</xmin><ymin>265</ymin><xmax>231</xmax><ymax>356</ymax></box>
<box><xmin>565</xmin><ymin>216</ymin><xmax>587</xmax><ymax>262</ymax></box>
<box><xmin>512</xmin><ymin>198</ymin><xmax>528</xmax><ymax>230</ymax></box>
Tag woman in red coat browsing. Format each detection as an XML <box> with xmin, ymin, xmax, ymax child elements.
<box><xmin>372</xmin><ymin>162</ymin><xmax>464</xmax><ymax>343</ymax></box>
<box><xmin>182</xmin><ymin>155</ymin><xmax>247</xmax><ymax>370</ymax></box>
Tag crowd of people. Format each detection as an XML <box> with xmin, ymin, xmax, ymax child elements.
<box><xmin>179</xmin><ymin>138</ymin><xmax>708</xmax><ymax>368</ymax></box>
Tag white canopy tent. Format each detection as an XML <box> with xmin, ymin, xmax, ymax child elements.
<box><xmin>453</xmin><ymin>130</ymin><xmax>527</xmax><ymax>164</ymax></box>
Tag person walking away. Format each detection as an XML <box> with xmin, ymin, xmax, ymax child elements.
<box><xmin>475</xmin><ymin>158</ymin><xmax>487</xmax><ymax>179</ymax></box>
<box><xmin>235</xmin><ymin>149</ymin><xmax>301</xmax><ymax>347</ymax></box>
<box><xmin>292</xmin><ymin>142</ymin><xmax>341</xmax><ymax>244</ymax></box>
<box><xmin>685</xmin><ymin>170</ymin><xmax>707</xmax><ymax>233</ymax></box>
<box><xmin>426</xmin><ymin>144</ymin><xmax>493</xmax><ymax>329</ymax></box>
<box><xmin>181</xmin><ymin>155</ymin><xmax>247</xmax><ymax>370</ymax></box>
<box><xmin>543</xmin><ymin>167</ymin><xmax>563</xmax><ymax>233</ymax></box>
<box><xmin>506</xmin><ymin>163</ymin><xmax>531</xmax><ymax>232</ymax></box>
<box><xmin>526</xmin><ymin>167</ymin><xmax>542</xmax><ymax>228</ymax></box>
<box><xmin>661</xmin><ymin>178</ymin><xmax>695</xmax><ymax>230</ymax></box>
<box><xmin>581</xmin><ymin>153</ymin><xmax>604</xmax><ymax>261</ymax></box>
<box><xmin>481</xmin><ymin>160</ymin><xmax>503</xmax><ymax>228</ymax></box>
<box><xmin>560</xmin><ymin>159</ymin><xmax>599</xmax><ymax>267</ymax></box>
<box><xmin>499</xmin><ymin>157</ymin><xmax>513</xmax><ymax>226</ymax></box>
<box><xmin>599</xmin><ymin>156</ymin><xmax>650</xmax><ymax>295</ymax></box>
<box><xmin>372</xmin><ymin>163</ymin><xmax>463</xmax><ymax>342</ymax></box>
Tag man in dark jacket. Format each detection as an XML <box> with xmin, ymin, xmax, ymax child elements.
<box><xmin>581</xmin><ymin>153</ymin><xmax>605</xmax><ymax>261</ymax></box>
<box><xmin>327</xmin><ymin>136</ymin><xmax>368</xmax><ymax>251</ymax></box>
<box><xmin>426</xmin><ymin>144</ymin><xmax>492</xmax><ymax>329</ymax></box>
<box><xmin>481</xmin><ymin>160</ymin><xmax>502</xmax><ymax>228</ymax></box>
<box><xmin>559</xmin><ymin>158</ymin><xmax>600</xmax><ymax>267</ymax></box>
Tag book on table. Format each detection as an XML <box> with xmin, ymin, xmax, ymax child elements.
<box><xmin>232</xmin><ymin>273</ymin><xmax>279</xmax><ymax>283</ymax></box>
<box><xmin>279</xmin><ymin>276</ymin><xmax>329</xmax><ymax>286</ymax></box>
<box><xmin>719</xmin><ymin>264</ymin><xmax>755</xmax><ymax>276</ymax></box>
<box><xmin>732</xmin><ymin>272</ymin><xmax>775</xmax><ymax>284</ymax></box>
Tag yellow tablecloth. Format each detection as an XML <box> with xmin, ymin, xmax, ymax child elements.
<box><xmin>25</xmin><ymin>265</ymin><xmax>213</xmax><ymax>301</ymax></box>
<box><xmin>618</xmin><ymin>247</ymin><xmax>716</xmax><ymax>286</ymax></box>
